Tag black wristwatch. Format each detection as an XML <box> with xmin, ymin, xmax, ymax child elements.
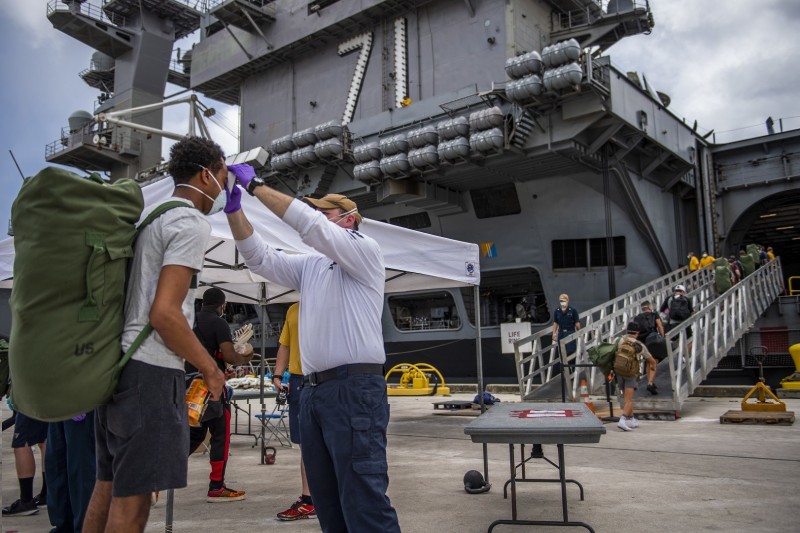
<box><xmin>246</xmin><ymin>176</ymin><xmax>266</xmax><ymax>196</ymax></box>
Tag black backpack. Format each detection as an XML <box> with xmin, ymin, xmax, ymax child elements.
<box><xmin>634</xmin><ymin>312</ymin><xmax>657</xmax><ymax>338</ymax></box>
<box><xmin>669</xmin><ymin>296</ymin><xmax>690</xmax><ymax>321</ymax></box>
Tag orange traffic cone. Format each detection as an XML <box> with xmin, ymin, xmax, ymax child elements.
<box><xmin>579</xmin><ymin>379</ymin><xmax>596</xmax><ymax>413</ymax></box>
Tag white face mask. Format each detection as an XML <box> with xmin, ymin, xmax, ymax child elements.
<box><xmin>326</xmin><ymin>207</ymin><xmax>357</xmax><ymax>226</ymax></box>
<box><xmin>559</xmin><ymin>301</ymin><xmax>567</xmax><ymax>308</ymax></box>
<box><xmin>176</xmin><ymin>166</ymin><xmax>226</xmax><ymax>215</ymax></box>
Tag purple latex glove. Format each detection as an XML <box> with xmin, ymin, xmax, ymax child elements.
<box><xmin>227</xmin><ymin>163</ymin><xmax>256</xmax><ymax>189</ymax></box>
<box><xmin>72</xmin><ymin>413</ymin><xmax>87</xmax><ymax>422</ymax></box>
<box><xmin>224</xmin><ymin>182</ymin><xmax>242</xmax><ymax>214</ymax></box>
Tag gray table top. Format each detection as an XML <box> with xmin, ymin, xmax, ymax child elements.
<box><xmin>230</xmin><ymin>389</ymin><xmax>277</xmax><ymax>401</ymax></box>
<box><xmin>464</xmin><ymin>402</ymin><xmax>606</xmax><ymax>444</ymax></box>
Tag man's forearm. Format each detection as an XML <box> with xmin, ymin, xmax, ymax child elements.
<box><xmin>253</xmin><ymin>184</ymin><xmax>294</xmax><ymax>219</ymax></box>
<box><xmin>152</xmin><ymin>313</ymin><xmax>218</xmax><ymax>376</ymax></box>
<box><xmin>226</xmin><ymin>209</ymin><xmax>254</xmax><ymax>241</ymax></box>
<box><xmin>275</xmin><ymin>344</ymin><xmax>290</xmax><ymax>375</ymax></box>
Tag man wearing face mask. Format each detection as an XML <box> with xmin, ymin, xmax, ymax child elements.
<box><xmin>187</xmin><ymin>288</ymin><xmax>254</xmax><ymax>502</ymax></box>
<box><xmin>699</xmin><ymin>251</ymin><xmax>716</xmax><ymax>270</ymax></box>
<box><xmin>223</xmin><ymin>165</ymin><xmax>400</xmax><ymax>533</ymax></box>
<box><xmin>660</xmin><ymin>284</ymin><xmax>694</xmax><ymax>340</ymax></box>
<box><xmin>84</xmin><ymin>136</ymin><xmax>226</xmax><ymax>533</ymax></box>
<box><xmin>552</xmin><ymin>294</ymin><xmax>581</xmax><ymax>370</ymax></box>
<box><xmin>687</xmin><ymin>252</ymin><xmax>700</xmax><ymax>272</ymax></box>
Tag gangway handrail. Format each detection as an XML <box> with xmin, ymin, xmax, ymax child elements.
<box><xmin>512</xmin><ymin>265</ymin><xmax>712</xmax><ymax>398</ymax></box>
<box><xmin>654</xmin><ymin>258</ymin><xmax>784</xmax><ymax>410</ymax></box>
<box><xmin>514</xmin><ymin>258</ymin><xmax>784</xmax><ymax>412</ymax></box>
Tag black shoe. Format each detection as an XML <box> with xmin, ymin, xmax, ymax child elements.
<box><xmin>2</xmin><ymin>498</ymin><xmax>40</xmax><ymax>516</ymax></box>
<box><xmin>33</xmin><ymin>493</ymin><xmax>47</xmax><ymax>507</ymax></box>
<box><xmin>647</xmin><ymin>383</ymin><xmax>658</xmax><ymax>395</ymax></box>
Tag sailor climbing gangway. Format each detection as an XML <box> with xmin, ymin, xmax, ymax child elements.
<box><xmin>514</xmin><ymin>258</ymin><xmax>785</xmax><ymax>414</ymax></box>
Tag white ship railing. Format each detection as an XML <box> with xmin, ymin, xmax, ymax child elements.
<box><xmin>513</xmin><ymin>265</ymin><xmax>712</xmax><ymax>397</ymax></box>
<box><xmin>514</xmin><ymin>258</ymin><xmax>785</xmax><ymax>412</ymax></box>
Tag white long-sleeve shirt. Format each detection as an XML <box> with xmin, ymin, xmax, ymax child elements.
<box><xmin>236</xmin><ymin>199</ymin><xmax>386</xmax><ymax>374</ymax></box>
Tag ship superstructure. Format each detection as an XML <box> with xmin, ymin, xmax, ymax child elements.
<box><xmin>42</xmin><ymin>0</ymin><xmax>799</xmax><ymax>380</ymax></box>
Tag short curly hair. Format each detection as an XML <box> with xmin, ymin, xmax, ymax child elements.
<box><xmin>168</xmin><ymin>136</ymin><xmax>225</xmax><ymax>184</ymax></box>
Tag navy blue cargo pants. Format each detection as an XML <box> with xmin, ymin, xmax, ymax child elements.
<box><xmin>45</xmin><ymin>415</ymin><xmax>96</xmax><ymax>533</ymax></box>
<box><xmin>300</xmin><ymin>370</ymin><xmax>400</xmax><ymax>533</ymax></box>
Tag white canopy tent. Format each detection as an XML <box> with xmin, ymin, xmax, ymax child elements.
<box><xmin>1</xmin><ymin>177</ymin><xmax>480</xmax><ymax>294</ymax></box>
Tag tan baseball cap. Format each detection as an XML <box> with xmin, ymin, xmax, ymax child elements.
<box><xmin>303</xmin><ymin>193</ymin><xmax>362</xmax><ymax>224</ymax></box>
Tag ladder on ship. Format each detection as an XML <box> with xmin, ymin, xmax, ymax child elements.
<box><xmin>513</xmin><ymin>259</ymin><xmax>786</xmax><ymax>413</ymax></box>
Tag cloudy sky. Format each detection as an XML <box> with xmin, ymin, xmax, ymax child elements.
<box><xmin>1</xmin><ymin>0</ymin><xmax>799</xmax><ymax>233</ymax></box>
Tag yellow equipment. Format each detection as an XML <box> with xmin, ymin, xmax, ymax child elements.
<box><xmin>720</xmin><ymin>348</ymin><xmax>794</xmax><ymax>425</ymax></box>
<box><xmin>386</xmin><ymin>363</ymin><xmax>450</xmax><ymax>396</ymax></box>
<box><xmin>778</xmin><ymin>343</ymin><xmax>800</xmax><ymax>389</ymax></box>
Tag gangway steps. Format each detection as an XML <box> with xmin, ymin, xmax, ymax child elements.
<box><xmin>515</xmin><ymin>259</ymin><xmax>786</xmax><ymax>414</ymax></box>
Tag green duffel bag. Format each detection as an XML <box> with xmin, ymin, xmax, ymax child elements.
<box><xmin>746</xmin><ymin>243</ymin><xmax>760</xmax><ymax>270</ymax></box>
<box><xmin>739</xmin><ymin>253</ymin><xmax>755</xmax><ymax>277</ymax></box>
<box><xmin>0</xmin><ymin>337</ymin><xmax>9</xmax><ymax>399</ymax></box>
<box><xmin>588</xmin><ymin>339</ymin><xmax>620</xmax><ymax>377</ymax></box>
<box><xmin>9</xmin><ymin>167</ymin><xmax>181</xmax><ymax>421</ymax></box>
<box><xmin>714</xmin><ymin>265</ymin><xmax>732</xmax><ymax>295</ymax></box>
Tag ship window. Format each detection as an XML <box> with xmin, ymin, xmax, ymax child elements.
<box><xmin>389</xmin><ymin>212</ymin><xmax>431</xmax><ymax>230</ymax></box>
<box><xmin>388</xmin><ymin>292</ymin><xmax>461</xmax><ymax>332</ymax></box>
<box><xmin>589</xmin><ymin>236</ymin><xmax>626</xmax><ymax>267</ymax></box>
<box><xmin>552</xmin><ymin>237</ymin><xmax>626</xmax><ymax>270</ymax></box>
<box><xmin>460</xmin><ymin>267</ymin><xmax>549</xmax><ymax>327</ymax></box>
<box><xmin>470</xmin><ymin>183</ymin><xmax>521</xmax><ymax>219</ymax></box>
<box><xmin>552</xmin><ymin>239</ymin><xmax>588</xmax><ymax>269</ymax></box>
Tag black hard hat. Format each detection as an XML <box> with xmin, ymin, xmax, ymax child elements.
<box><xmin>463</xmin><ymin>470</ymin><xmax>491</xmax><ymax>494</ymax></box>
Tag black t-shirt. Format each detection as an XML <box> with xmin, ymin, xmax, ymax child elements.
<box><xmin>186</xmin><ymin>307</ymin><xmax>232</xmax><ymax>374</ymax></box>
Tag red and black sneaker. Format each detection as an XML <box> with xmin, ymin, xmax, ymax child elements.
<box><xmin>277</xmin><ymin>496</ymin><xmax>316</xmax><ymax>521</ymax></box>
<box><xmin>207</xmin><ymin>486</ymin><xmax>246</xmax><ymax>503</ymax></box>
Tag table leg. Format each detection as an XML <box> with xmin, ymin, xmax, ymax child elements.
<box><xmin>487</xmin><ymin>442</ymin><xmax>595</xmax><ymax>532</ymax></box>
<box><xmin>509</xmin><ymin>443</ymin><xmax>516</xmax><ymax>520</ymax></box>
<box><xmin>558</xmin><ymin>443</ymin><xmax>569</xmax><ymax>521</ymax></box>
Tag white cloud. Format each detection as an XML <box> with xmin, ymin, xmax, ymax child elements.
<box><xmin>610</xmin><ymin>0</ymin><xmax>800</xmax><ymax>142</ymax></box>
<box><xmin>1</xmin><ymin>1</ymin><xmax>61</xmax><ymax>49</ymax></box>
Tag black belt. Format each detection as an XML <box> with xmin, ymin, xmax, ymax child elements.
<box><xmin>303</xmin><ymin>363</ymin><xmax>384</xmax><ymax>387</ymax></box>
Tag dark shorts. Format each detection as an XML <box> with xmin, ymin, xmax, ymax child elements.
<box><xmin>12</xmin><ymin>412</ymin><xmax>48</xmax><ymax>448</ymax></box>
<box><xmin>95</xmin><ymin>360</ymin><xmax>189</xmax><ymax>497</ymax></box>
<box><xmin>287</xmin><ymin>374</ymin><xmax>303</xmax><ymax>445</ymax></box>
<box><xmin>617</xmin><ymin>375</ymin><xmax>638</xmax><ymax>390</ymax></box>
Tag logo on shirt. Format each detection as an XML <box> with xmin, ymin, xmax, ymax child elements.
<box><xmin>328</xmin><ymin>261</ymin><xmax>337</xmax><ymax>270</ymax></box>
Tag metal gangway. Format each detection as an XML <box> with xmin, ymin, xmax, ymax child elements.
<box><xmin>514</xmin><ymin>259</ymin><xmax>785</xmax><ymax>413</ymax></box>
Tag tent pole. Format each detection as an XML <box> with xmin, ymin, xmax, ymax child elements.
<box><xmin>259</xmin><ymin>282</ymin><xmax>267</xmax><ymax>465</ymax></box>
<box><xmin>473</xmin><ymin>285</ymin><xmax>488</xmax><ymax>484</ymax></box>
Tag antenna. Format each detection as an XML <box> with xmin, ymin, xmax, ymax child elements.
<box><xmin>8</xmin><ymin>150</ymin><xmax>25</xmax><ymax>180</ymax></box>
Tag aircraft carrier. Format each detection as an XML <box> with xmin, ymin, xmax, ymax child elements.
<box><xmin>8</xmin><ymin>0</ymin><xmax>799</xmax><ymax>385</ymax></box>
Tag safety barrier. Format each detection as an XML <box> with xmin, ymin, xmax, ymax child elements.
<box><xmin>514</xmin><ymin>259</ymin><xmax>785</xmax><ymax>413</ymax></box>
<box><xmin>789</xmin><ymin>276</ymin><xmax>800</xmax><ymax>296</ymax></box>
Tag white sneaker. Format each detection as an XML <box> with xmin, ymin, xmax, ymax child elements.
<box><xmin>617</xmin><ymin>416</ymin><xmax>631</xmax><ymax>432</ymax></box>
<box><xmin>628</xmin><ymin>417</ymin><xmax>639</xmax><ymax>429</ymax></box>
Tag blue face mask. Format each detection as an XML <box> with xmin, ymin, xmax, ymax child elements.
<box><xmin>176</xmin><ymin>165</ymin><xmax>226</xmax><ymax>215</ymax></box>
